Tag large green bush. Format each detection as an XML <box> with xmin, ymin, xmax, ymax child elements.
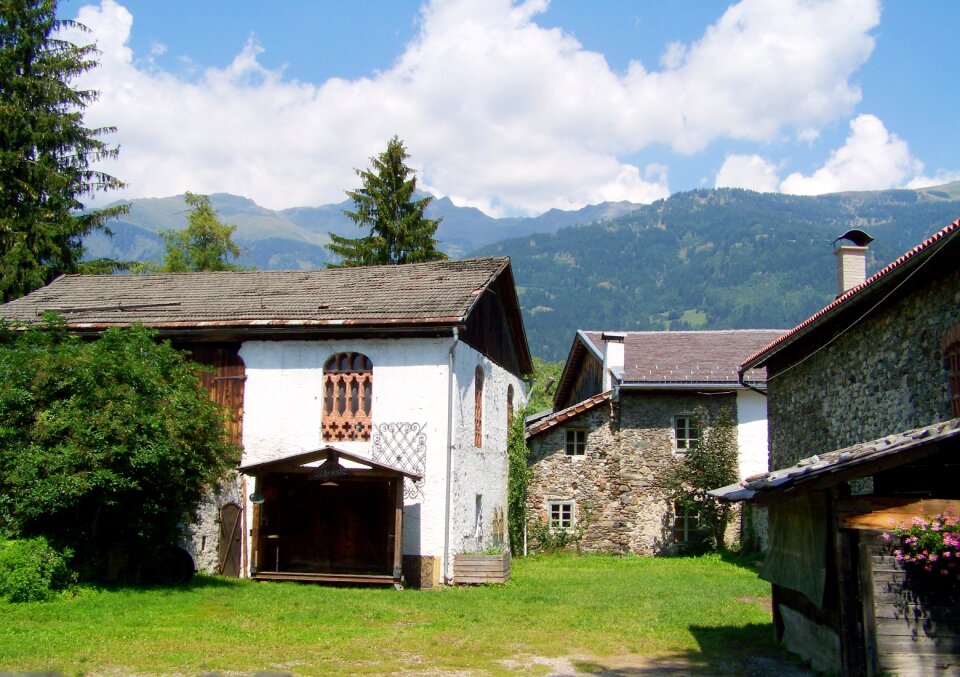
<box><xmin>0</xmin><ymin>537</ymin><xmax>75</xmax><ymax>602</ymax></box>
<box><xmin>0</xmin><ymin>318</ymin><xmax>238</xmax><ymax>579</ymax></box>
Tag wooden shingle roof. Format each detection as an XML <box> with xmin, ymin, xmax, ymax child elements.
<box><xmin>0</xmin><ymin>258</ymin><xmax>512</xmax><ymax>330</ymax></box>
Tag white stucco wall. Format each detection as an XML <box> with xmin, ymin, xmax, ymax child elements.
<box><xmin>236</xmin><ymin>336</ymin><xmax>525</xmax><ymax>581</ymax></box>
<box><xmin>446</xmin><ymin>342</ymin><xmax>524</xmax><ymax>580</ymax></box>
<box><xmin>736</xmin><ymin>389</ymin><xmax>770</xmax><ymax>480</ymax></box>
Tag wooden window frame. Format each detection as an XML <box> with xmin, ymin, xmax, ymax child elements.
<box><xmin>673</xmin><ymin>501</ymin><xmax>700</xmax><ymax>544</ymax></box>
<box><xmin>322</xmin><ymin>352</ymin><xmax>373</xmax><ymax>442</ymax></box>
<box><xmin>564</xmin><ymin>428</ymin><xmax>587</xmax><ymax>456</ymax></box>
<box><xmin>674</xmin><ymin>414</ymin><xmax>701</xmax><ymax>452</ymax></box>
<box><xmin>507</xmin><ymin>385</ymin><xmax>515</xmax><ymax>432</ymax></box>
<box><xmin>548</xmin><ymin>500</ymin><xmax>575</xmax><ymax>530</ymax></box>
<box><xmin>474</xmin><ymin>366</ymin><xmax>484</xmax><ymax>448</ymax></box>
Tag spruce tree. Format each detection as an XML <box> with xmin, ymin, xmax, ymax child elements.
<box><xmin>0</xmin><ymin>0</ymin><xmax>127</xmax><ymax>302</ymax></box>
<box><xmin>158</xmin><ymin>192</ymin><xmax>244</xmax><ymax>272</ymax></box>
<box><xmin>327</xmin><ymin>136</ymin><xmax>446</xmax><ymax>267</ymax></box>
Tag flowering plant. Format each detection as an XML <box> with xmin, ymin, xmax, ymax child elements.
<box><xmin>883</xmin><ymin>510</ymin><xmax>960</xmax><ymax>578</ymax></box>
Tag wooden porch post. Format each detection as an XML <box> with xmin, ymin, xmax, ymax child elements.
<box><xmin>393</xmin><ymin>477</ymin><xmax>404</xmax><ymax>583</ymax></box>
<box><xmin>831</xmin><ymin>487</ymin><xmax>867</xmax><ymax>676</ymax></box>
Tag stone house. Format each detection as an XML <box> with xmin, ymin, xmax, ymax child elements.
<box><xmin>0</xmin><ymin>257</ymin><xmax>532</xmax><ymax>587</ymax></box>
<box><xmin>525</xmin><ymin>328</ymin><xmax>785</xmax><ymax>554</ymax></box>
<box><xmin>712</xmin><ymin>219</ymin><xmax>960</xmax><ymax>674</ymax></box>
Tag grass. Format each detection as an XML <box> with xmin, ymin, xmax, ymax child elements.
<box><xmin>0</xmin><ymin>552</ymin><xmax>797</xmax><ymax>676</ymax></box>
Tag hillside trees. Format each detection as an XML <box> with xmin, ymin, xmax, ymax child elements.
<box><xmin>0</xmin><ymin>319</ymin><xmax>238</xmax><ymax>579</ymax></box>
<box><xmin>158</xmin><ymin>192</ymin><xmax>244</xmax><ymax>272</ymax></box>
<box><xmin>0</xmin><ymin>0</ymin><xmax>127</xmax><ymax>302</ymax></box>
<box><xmin>327</xmin><ymin>136</ymin><xmax>446</xmax><ymax>267</ymax></box>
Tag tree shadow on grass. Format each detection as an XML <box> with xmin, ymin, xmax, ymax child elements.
<box><xmin>85</xmin><ymin>573</ymin><xmax>244</xmax><ymax>595</ymax></box>
<box><xmin>568</xmin><ymin>623</ymin><xmax>814</xmax><ymax>676</ymax></box>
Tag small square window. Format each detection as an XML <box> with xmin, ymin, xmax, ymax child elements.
<box><xmin>674</xmin><ymin>415</ymin><xmax>700</xmax><ymax>451</ymax></box>
<box><xmin>548</xmin><ymin>500</ymin><xmax>575</xmax><ymax>529</ymax></box>
<box><xmin>565</xmin><ymin>429</ymin><xmax>586</xmax><ymax>456</ymax></box>
<box><xmin>673</xmin><ymin>501</ymin><xmax>700</xmax><ymax>544</ymax></box>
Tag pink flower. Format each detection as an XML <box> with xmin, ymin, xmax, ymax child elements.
<box><xmin>882</xmin><ymin>532</ymin><xmax>891</xmax><ymax>541</ymax></box>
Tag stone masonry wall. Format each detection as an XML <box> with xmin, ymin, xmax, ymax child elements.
<box><xmin>767</xmin><ymin>267</ymin><xmax>960</xmax><ymax>470</ymax></box>
<box><xmin>527</xmin><ymin>393</ymin><xmax>736</xmax><ymax>555</ymax></box>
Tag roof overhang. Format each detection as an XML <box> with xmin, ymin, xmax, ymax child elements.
<box><xmin>618</xmin><ymin>381</ymin><xmax>745</xmax><ymax>392</ymax></box>
<box><xmin>711</xmin><ymin>418</ymin><xmax>960</xmax><ymax>505</ymax></box>
<box><xmin>240</xmin><ymin>445</ymin><xmax>422</xmax><ymax>481</ymax></box>
<box><xmin>526</xmin><ymin>391</ymin><xmax>612</xmax><ymax>439</ymax></box>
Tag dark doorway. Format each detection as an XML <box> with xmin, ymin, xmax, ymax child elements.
<box><xmin>257</xmin><ymin>474</ymin><xmax>395</xmax><ymax>576</ymax></box>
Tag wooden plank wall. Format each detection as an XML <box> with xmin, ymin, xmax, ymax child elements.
<box><xmin>861</xmin><ymin>531</ymin><xmax>960</xmax><ymax>675</ymax></box>
<box><xmin>183</xmin><ymin>343</ymin><xmax>245</xmax><ymax>447</ymax></box>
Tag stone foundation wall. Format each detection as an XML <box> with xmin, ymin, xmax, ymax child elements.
<box><xmin>184</xmin><ymin>472</ymin><xmax>246</xmax><ymax>575</ymax></box>
<box><xmin>527</xmin><ymin>393</ymin><xmax>737</xmax><ymax>555</ymax></box>
<box><xmin>767</xmin><ymin>267</ymin><xmax>960</xmax><ymax>470</ymax></box>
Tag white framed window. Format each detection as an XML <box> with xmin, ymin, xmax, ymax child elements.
<box><xmin>548</xmin><ymin>500</ymin><xmax>575</xmax><ymax>530</ymax></box>
<box><xmin>564</xmin><ymin>428</ymin><xmax>586</xmax><ymax>456</ymax></box>
<box><xmin>674</xmin><ymin>415</ymin><xmax>700</xmax><ymax>452</ymax></box>
<box><xmin>673</xmin><ymin>501</ymin><xmax>700</xmax><ymax>544</ymax></box>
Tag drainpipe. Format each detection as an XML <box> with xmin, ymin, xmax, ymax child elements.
<box><xmin>443</xmin><ymin>327</ymin><xmax>459</xmax><ymax>584</ymax></box>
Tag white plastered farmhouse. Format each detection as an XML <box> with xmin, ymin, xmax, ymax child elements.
<box><xmin>0</xmin><ymin>257</ymin><xmax>532</xmax><ymax>587</ymax></box>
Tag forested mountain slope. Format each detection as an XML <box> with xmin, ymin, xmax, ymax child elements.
<box><xmin>473</xmin><ymin>184</ymin><xmax>960</xmax><ymax>359</ymax></box>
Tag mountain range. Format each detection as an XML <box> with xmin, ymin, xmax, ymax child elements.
<box><xmin>82</xmin><ymin>181</ymin><xmax>960</xmax><ymax>360</ymax></box>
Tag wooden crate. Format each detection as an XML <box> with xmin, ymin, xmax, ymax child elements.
<box><xmin>454</xmin><ymin>551</ymin><xmax>511</xmax><ymax>584</ymax></box>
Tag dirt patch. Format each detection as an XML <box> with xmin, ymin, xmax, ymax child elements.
<box><xmin>737</xmin><ymin>595</ymin><xmax>773</xmax><ymax>613</ymax></box>
<box><xmin>502</xmin><ymin>651</ymin><xmax>814</xmax><ymax>676</ymax></box>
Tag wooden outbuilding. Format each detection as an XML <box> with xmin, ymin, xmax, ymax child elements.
<box><xmin>713</xmin><ymin>419</ymin><xmax>960</xmax><ymax>675</ymax></box>
<box><xmin>240</xmin><ymin>446</ymin><xmax>421</xmax><ymax>586</ymax></box>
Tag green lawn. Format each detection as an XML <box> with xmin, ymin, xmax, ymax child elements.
<box><xmin>0</xmin><ymin>553</ymin><xmax>799</xmax><ymax>676</ymax></box>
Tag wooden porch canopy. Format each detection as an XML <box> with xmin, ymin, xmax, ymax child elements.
<box><xmin>240</xmin><ymin>446</ymin><xmax>421</xmax><ymax>586</ymax></box>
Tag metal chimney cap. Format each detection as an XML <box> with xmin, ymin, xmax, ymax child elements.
<box><xmin>832</xmin><ymin>229</ymin><xmax>874</xmax><ymax>247</ymax></box>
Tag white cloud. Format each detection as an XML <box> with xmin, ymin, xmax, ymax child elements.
<box><xmin>63</xmin><ymin>0</ymin><xmax>883</xmax><ymax>215</ymax></box>
<box><xmin>780</xmin><ymin>114</ymin><xmax>922</xmax><ymax>194</ymax></box>
<box><xmin>907</xmin><ymin>171</ymin><xmax>960</xmax><ymax>190</ymax></box>
<box><xmin>715</xmin><ymin>154</ymin><xmax>780</xmax><ymax>193</ymax></box>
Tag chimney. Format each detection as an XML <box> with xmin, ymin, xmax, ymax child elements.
<box><xmin>601</xmin><ymin>332</ymin><xmax>626</xmax><ymax>391</ymax></box>
<box><xmin>832</xmin><ymin>229</ymin><xmax>874</xmax><ymax>298</ymax></box>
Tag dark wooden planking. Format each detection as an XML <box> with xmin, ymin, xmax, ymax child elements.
<box><xmin>179</xmin><ymin>342</ymin><xmax>246</xmax><ymax>447</ymax></box>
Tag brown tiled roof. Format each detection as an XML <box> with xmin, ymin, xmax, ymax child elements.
<box><xmin>583</xmin><ymin>329</ymin><xmax>787</xmax><ymax>385</ymax></box>
<box><xmin>0</xmin><ymin>258</ymin><xmax>511</xmax><ymax>329</ymax></box>
<box><xmin>526</xmin><ymin>391</ymin><xmax>612</xmax><ymax>439</ymax></box>
<box><xmin>741</xmin><ymin>217</ymin><xmax>960</xmax><ymax>372</ymax></box>
<box><xmin>711</xmin><ymin>418</ymin><xmax>960</xmax><ymax>504</ymax></box>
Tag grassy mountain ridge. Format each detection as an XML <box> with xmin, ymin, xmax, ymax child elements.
<box><xmin>473</xmin><ymin>184</ymin><xmax>960</xmax><ymax>359</ymax></box>
<box><xmin>83</xmin><ymin>192</ymin><xmax>643</xmax><ymax>268</ymax></box>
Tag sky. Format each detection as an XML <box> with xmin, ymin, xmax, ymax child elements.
<box><xmin>57</xmin><ymin>0</ymin><xmax>960</xmax><ymax>217</ymax></box>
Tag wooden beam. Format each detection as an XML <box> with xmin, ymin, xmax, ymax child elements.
<box><xmin>837</xmin><ymin>497</ymin><xmax>960</xmax><ymax>530</ymax></box>
<box><xmin>393</xmin><ymin>478</ymin><xmax>404</xmax><ymax>582</ymax></box>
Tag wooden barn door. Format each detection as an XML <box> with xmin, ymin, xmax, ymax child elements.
<box><xmin>218</xmin><ymin>502</ymin><xmax>242</xmax><ymax>577</ymax></box>
<box><xmin>182</xmin><ymin>343</ymin><xmax>245</xmax><ymax>446</ymax></box>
